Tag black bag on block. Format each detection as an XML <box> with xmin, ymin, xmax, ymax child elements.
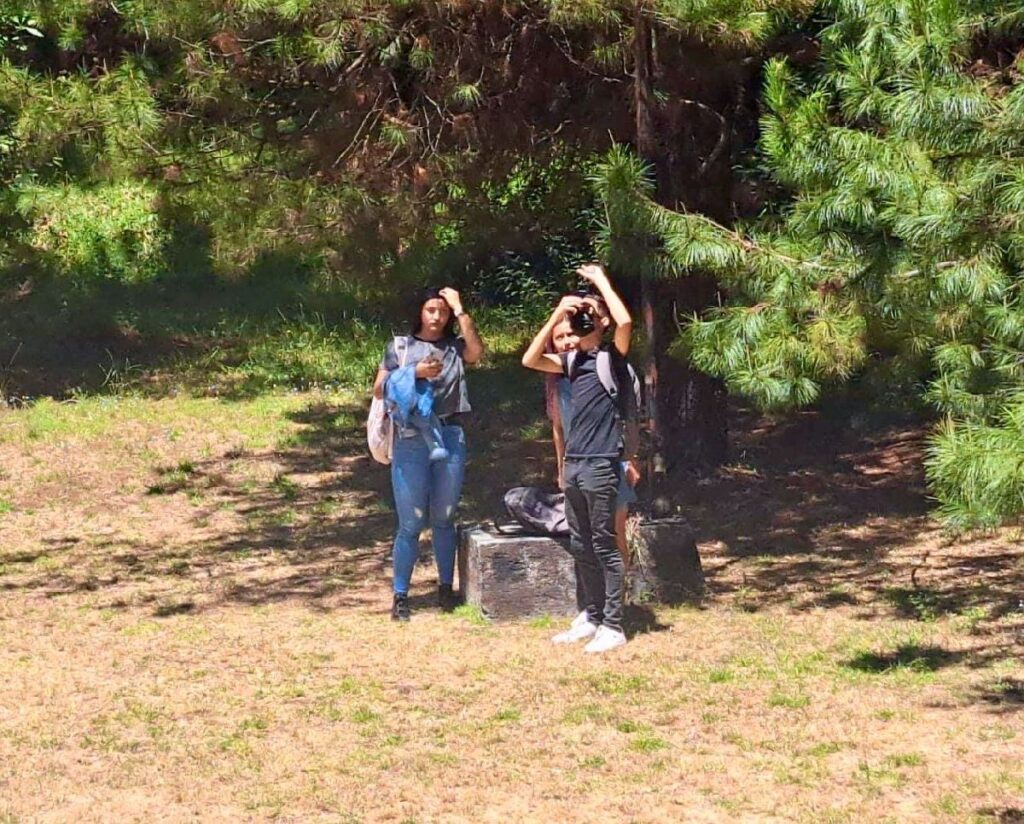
<box><xmin>503</xmin><ymin>487</ymin><xmax>570</xmax><ymax>536</ymax></box>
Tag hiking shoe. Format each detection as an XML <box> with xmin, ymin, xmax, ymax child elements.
<box><xmin>570</xmin><ymin>610</ymin><xmax>589</xmax><ymax>629</ymax></box>
<box><xmin>437</xmin><ymin>583</ymin><xmax>461</xmax><ymax>613</ymax></box>
<box><xmin>584</xmin><ymin>625</ymin><xmax>627</xmax><ymax>654</ymax></box>
<box><xmin>552</xmin><ymin>620</ymin><xmax>598</xmax><ymax>645</ymax></box>
<box><xmin>391</xmin><ymin>593</ymin><xmax>411</xmax><ymax>622</ymax></box>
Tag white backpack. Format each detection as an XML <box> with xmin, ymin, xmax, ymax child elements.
<box><xmin>367</xmin><ymin>336</ymin><xmax>410</xmax><ymax>464</ymax></box>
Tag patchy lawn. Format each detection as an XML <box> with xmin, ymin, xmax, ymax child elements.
<box><xmin>1</xmin><ymin>388</ymin><xmax>1022</xmax><ymax>823</ymax></box>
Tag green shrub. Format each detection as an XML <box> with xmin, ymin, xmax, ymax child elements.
<box><xmin>17</xmin><ymin>181</ymin><xmax>166</xmax><ymax>283</ymax></box>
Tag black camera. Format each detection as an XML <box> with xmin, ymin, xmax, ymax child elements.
<box><xmin>569</xmin><ymin>305</ymin><xmax>596</xmax><ymax>336</ymax></box>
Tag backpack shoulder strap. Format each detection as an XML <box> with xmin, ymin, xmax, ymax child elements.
<box><xmin>395</xmin><ymin>335</ymin><xmax>411</xmax><ymax>368</ymax></box>
<box><xmin>595</xmin><ymin>348</ymin><xmax>619</xmax><ymax>401</ymax></box>
<box><xmin>598</xmin><ymin>347</ymin><xmax>643</xmax><ymax>419</ymax></box>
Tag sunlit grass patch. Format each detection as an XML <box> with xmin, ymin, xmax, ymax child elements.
<box><xmin>805</xmin><ymin>741</ymin><xmax>845</xmax><ymax>758</ymax></box>
<box><xmin>929</xmin><ymin>794</ymin><xmax>961</xmax><ymax>816</ymax></box>
<box><xmin>976</xmin><ymin>723</ymin><xmax>1016</xmax><ymax>742</ymax></box>
<box><xmin>854</xmin><ymin>759</ymin><xmax>908</xmax><ymax>794</ymax></box>
<box><xmin>147</xmin><ymin>460</ymin><xmax>197</xmax><ymax>495</ymax></box>
<box><xmin>561</xmin><ymin>703</ymin><xmax>613</xmax><ymax>726</ymax></box>
<box><xmin>883</xmin><ymin>752</ymin><xmax>924</xmax><ymax>768</ymax></box>
<box><xmin>953</xmin><ymin>605</ymin><xmax>988</xmax><ymax>634</ymax></box>
<box><xmin>218</xmin><ymin>715</ymin><xmax>269</xmax><ymax>755</ymax></box>
<box><xmin>704</xmin><ymin>666</ymin><xmax>736</xmax><ymax>684</ymax></box>
<box><xmin>767</xmin><ymin>691</ymin><xmax>810</xmax><ymax>709</ymax></box>
<box><xmin>774</xmin><ymin>756</ymin><xmax>829</xmax><ymax>787</ymax></box>
<box><xmin>450</xmin><ymin>604</ymin><xmax>489</xmax><ymax>626</ymax></box>
<box><xmin>491</xmin><ymin>706</ymin><xmax>521</xmax><ymax>723</ymax></box>
<box><xmin>629</xmin><ymin>734</ymin><xmax>668</xmax><ymax>753</ymax></box>
<box><xmin>0</xmin><ymin>393</ymin><xmax>313</xmax><ymax>453</ymax></box>
<box><xmin>351</xmin><ymin>706</ymin><xmax>381</xmax><ymax>725</ymax></box>
<box><xmin>584</xmin><ymin>671</ymin><xmax>651</xmax><ymax>696</ymax></box>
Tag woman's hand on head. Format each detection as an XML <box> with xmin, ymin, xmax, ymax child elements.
<box><xmin>439</xmin><ymin>287</ymin><xmax>463</xmax><ymax>315</ymax></box>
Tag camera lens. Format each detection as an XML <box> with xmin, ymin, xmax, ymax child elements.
<box><xmin>570</xmin><ymin>308</ymin><xmax>596</xmax><ymax>335</ymax></box>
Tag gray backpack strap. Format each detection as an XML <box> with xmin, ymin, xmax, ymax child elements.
<box><xmin>567</xmin><ymin>348</ymin><xmax>640</xmax><ymax>418</ymax></box>
<box><xmin>595</xmin><ymin>350</ymin><xmax>619</xmax><ymax>401</ymax></box>
<box><xmin>598</xmin><ymin>349</ymin><xmax>643</xmax><ymax>419</ymax></box>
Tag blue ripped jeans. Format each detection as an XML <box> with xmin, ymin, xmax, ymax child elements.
<box><xmin>390</xmin><ymin>424</ymin><xmax>467</xmax><ymax>595</ymax></box>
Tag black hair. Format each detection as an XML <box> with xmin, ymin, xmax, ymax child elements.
<box><xmin>408</xmin><ymin>286</ymin><xmax>457</xmax><ymax>337</ymax></box>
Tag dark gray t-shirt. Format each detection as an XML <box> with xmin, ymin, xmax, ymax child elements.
<box><xmin>381</xmin><ymin>334</ymin><xmax>471</xmax><ymax>419</ymax></box>
<box><xmin>562</xmin><ymin>348</ymin><xmax>623</xmax><ymax>459</ymax></box>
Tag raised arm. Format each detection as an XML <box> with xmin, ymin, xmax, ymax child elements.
<box><xmin>522</xmin><ymin>297</ymin><xmax>580</xmax><ymax>374</ymax></box>
<box><xmin>440</xmin><ymin>288</ymin><xmax>484</xmax><ymax>364</ymax></box>
<box><xmin>579</xmin><ymin>264</ymin><xmax>632</xmax><ymax>355</ymax></box>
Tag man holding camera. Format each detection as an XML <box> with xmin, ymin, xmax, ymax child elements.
<box><xmin>522</xmin><ymin>264</ymin><xmax>633</xmax><ymax>653</ymax></box>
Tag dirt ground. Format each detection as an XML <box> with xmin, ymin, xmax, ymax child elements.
<box><xmin>0</xmin><ymin>392</ymin><xmax>1022</xmax><ymax>823</ymax></box>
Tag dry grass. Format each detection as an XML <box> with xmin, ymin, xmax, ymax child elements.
<box><xmin>1</xmin><ymin>391</ymin><xmax>1022</xmax><ymax>823</ymax></box>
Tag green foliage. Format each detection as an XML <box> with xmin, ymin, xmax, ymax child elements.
<box><xmin>548</xmin><ymin>0</ymin><xmax>812</xmax><ymax>44</ymax></box>
<box><xmin>595</xmin><ymin>1</ymin><xmax>1024</xmax><ymax>529</ymax></box>
<box><xmin>16</xmin><ymin>181</ymin><xmax>166</xmax><ymax>282</ymax></box>
<box><xmin>926</xmin><ymin>395</ymin><xmax>1024</xmax><ymax>531</ymax></box>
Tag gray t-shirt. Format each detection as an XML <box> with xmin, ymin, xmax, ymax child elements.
<box><xmin>381</xmin><ymin>335</ymin><xmax>471</xmax><ymax>419</ymax></box>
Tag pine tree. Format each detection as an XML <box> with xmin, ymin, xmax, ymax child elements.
<box><xmin>596</xmin><ymin>0</ymin><xmax>1024</xmax><ymax>529</ymax></box>
<box><xmin>0</xmin><ymin>1</ymin><xmax>806</xmax><ymax>283</ymax></box>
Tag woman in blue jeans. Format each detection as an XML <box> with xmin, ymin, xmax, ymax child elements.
<box><xmin>372</xmin><ymin>286</ymin><xmax>484</xmax><ymax>621</ymax></box>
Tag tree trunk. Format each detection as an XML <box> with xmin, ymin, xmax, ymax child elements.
<box><xmin>632</xmin><ymin>7</ymin><xmax>729</xmax><ymax>474</ymax></box>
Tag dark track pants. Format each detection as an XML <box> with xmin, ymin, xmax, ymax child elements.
<box><xmin>563</xmin><ymin>457</ymin><xmax>624</xmax><ymax>632</ymax></box>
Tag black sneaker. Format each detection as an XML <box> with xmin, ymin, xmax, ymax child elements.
<box><xmin>437</xmin><ymin>583</ymin><xmax>461</xmax><ymax>613</ymax></box>
<box><xmin>391</xmin><ymin>593</ymin><xmax>410</xmax><ymax>622</ymax></box>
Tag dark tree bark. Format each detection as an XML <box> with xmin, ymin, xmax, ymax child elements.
<box><xmin>631</xmin><ymin>7</ymin><xmax>730</xmax><ymax>473</ymax></box>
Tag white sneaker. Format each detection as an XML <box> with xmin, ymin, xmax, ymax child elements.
<box><xmin>552</xmin><ymin>620</ymin><xmax>598</xmax><ymax>645</ymax></box>
<box><xmin>584</xmin><ymin>625</ymin><xmax>627</xmax><ymax>654</ymax></box>
<box><xmin>570</xmin><ymin>610</ymin><xmax>589</xmax><ymax>629</ymax></box>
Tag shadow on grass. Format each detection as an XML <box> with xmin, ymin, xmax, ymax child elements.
<box><xmin>4</xmin><ymin>324</ymin><xmax>1022</xmax><ymax>685</ymax></box>
<box><xmin>623</xmin><ymin>604</ymin><xmax>672</xmax><ymax>637</ymax></box>
<box><xmin>975</xmin><ymin>808</ymin><xmax>1024</xmax><ymax>823</ymax></box>
<box><xmin>1</xmin><ymin>346</ymin><xmax>558</xmax><ymax>617</ymax></box>
<box><xmin>843</xmin><ymin>644</ymin><xmax>963</xmax><ymax>675</ymax></box>
<box><xmin>969</xmin><ymin>678</ymin><xmax>1024</xmax><ymax>714</ymax></box>
<box><xmin>680</xmin><ymin>406</ymin><xmax>1024</xmax><ymax>636</ymax></box>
